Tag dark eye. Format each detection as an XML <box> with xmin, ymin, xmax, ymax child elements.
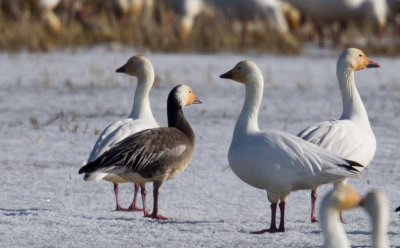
<box><xmin>359</xmin><ymin>54</ymin><xmax>362</xmax><ymax>57</ymax></box>
<box><xmin>189</xmin><ymin>90</ymin><xmax>192</xmax><ymax>93</ymax></box>
<box><xmin>238</xmin><ymin>66</ymin><xmax>242</xmax><ymax>70</ymax></box>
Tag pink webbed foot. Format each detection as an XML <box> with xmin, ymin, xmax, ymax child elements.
<box><xmin>145</xmin><ymin>212</ymin><xmax>168</xmax><ymax>220</ymax></box>
<box><xmin>126</xmin><ymin>204</ymin><xmax>143</xmax><ymax>212</ymax></box>
<box><xmin>143</xmin><ymin>209</ymin><xmax>150</xmax><ymax>217</ymax></box>
<box><xmin>311</xmin><ymin>216</ymin><xmax>318</xmax><ymax>223</ymax></box>
<box><xmin>115</xmin><ymin>205</ymin><xmax>128</xmax><ymax>211</ymax></box>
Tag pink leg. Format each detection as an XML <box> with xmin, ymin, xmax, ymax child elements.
<box><xmin>340</xmin><ymin>211</ymin><xmax>346</xmax><ymax>224</ymax></box>
<box><xmin>140</xmin><ymin>185</ymin><xmax>150</xmax><ymax>217</ymax></box>
<box><xmin>251</xmin><ymin>202</ymin><xmax>278</xmax><ymax>234</ymax></box>
<box><xmin>278</xmin><ymin>202</ymin><xmax>285</xmax><ymax>232</ymax></box>
<box><xmin>146</xmin><ymin>185</ymin><xmax>168</xmax><ymax>220</ymax></box>
<box><xmin>113</xmin><ymin>183</ymin><xmax>127</xmax><ymax>211</ymax></box>
<box><xmin>311</xmin><ymin>189</ymin><xmax>318</xmax><ymax>222</ymax></box>
<box><xmin>127</xmin><ymin>183</ymin><xmax>143</xmax><ymax>211</ymax></box>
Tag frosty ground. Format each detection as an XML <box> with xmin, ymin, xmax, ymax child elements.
<box><xmin>1</xmin><ymin>46</ymin><xmax>399</xmax><ymax>247</ymax></box>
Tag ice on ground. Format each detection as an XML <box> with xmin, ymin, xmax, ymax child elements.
<box><xmin>0</xmin><ymin>46</ymin><xmax>399</xmax><ymax>247</ymax></box>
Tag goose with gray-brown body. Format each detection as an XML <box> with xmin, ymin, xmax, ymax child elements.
<box><xmin>79</xmin><ymin>85</ymin><xmax>201</xmax><ymax>219</ymax></box>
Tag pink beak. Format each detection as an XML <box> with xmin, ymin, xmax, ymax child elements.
<box><xmin>366</xmin><ymin>59</ymin><xmax>380</xmax><ymax>68</ymax></box>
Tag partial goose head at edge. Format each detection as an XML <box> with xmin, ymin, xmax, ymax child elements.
<box><xmin>321</xmin><ymin>185</ymin><xmax>390</xmax><ymax>248</ymax></box>
<box><xmin>360</xmin><ymin>190</ymin><xmax>390</xmax><ymax>248</ymax></box>
<box><xmin>320</xmin><ymin>185</ymin><xmax>363</xmax><ymax>248</ymax></box>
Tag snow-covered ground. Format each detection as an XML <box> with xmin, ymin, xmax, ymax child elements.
<box><xmin>1</xmin><ymin>45</ymin><xmax>399</xmax><ymax>247</ymax></box>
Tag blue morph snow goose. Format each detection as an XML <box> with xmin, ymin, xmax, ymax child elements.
<box><xmin>298</xmin><ymin>48</ymin><xmax>380</xmax><ymax>222</ymax></box>
<box><xmin>84</xmin><ymin>55</ymin><xmax>159</xmax><ymax>211</ymax></box>
<box><xmin>220</xmin><ymin>60</ymin><xmax>362</xmax><ymax>233</ymax></box>
<box><xmin>80</xmin><ymin>85</ymin><xmax>201</xmax><ymax>219</ymax></box>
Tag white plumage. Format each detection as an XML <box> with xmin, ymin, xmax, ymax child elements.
<box><xmin>220</xmin><ymin>60</ymin><xmax>361</xmax><ymax>233</ymax></box>
<box><xmin>298</xmin><ymin>48</ymin><xmax>380</xmax><ymax>222</ymax></box>
<box><xmin>85</xmin><ymin>55</ymin><xmax>158</xmax><ymax>211</ymax></box>
<box><xmin>320</xmin><ymin>185</ymin><xmax>389</xmax><ymax>248</ymax></box>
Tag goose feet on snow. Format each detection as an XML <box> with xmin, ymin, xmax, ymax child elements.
<box><xmin>145</xmin><ymin>212</ymin><xmax>168</xmax><ymax>220</ymax></box>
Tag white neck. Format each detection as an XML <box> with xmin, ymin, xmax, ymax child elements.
<box><xmin>233</xmin><ymin>74</ymin><xmax>263</xmax><ymax>137</ymax></box>
<box><xmin>320</xmin><ymin>203</ymin><xmax>350</xmax><ymax>248</ymax></box>
<box><xmin>368</xmin><ymin>203</ymin><xmax>389</xmax><ymax>248</ymax></box>
<box><xmin>337</xmin><ymin>64</ymin><xmax>370</xmax><ymax>125</ymax></box>
<box><xmin>129</xmin><ymin>71</ymin><xmax>155</xmax><ymax>120</ymax></box>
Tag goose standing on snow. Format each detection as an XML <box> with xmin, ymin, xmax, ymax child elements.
<box><xmin>320</xmin><ymin>185</ymin><xmax>389</xmax><ymax>248</ymax></box>
<box><xmin>219</xmin><ymin>60</ymin><xmax>362</xmax><ymax>233</ymax></box>
<box><xmin>298</xmin><ymin>48</ymin><xmax>380</xmax><ymax>222</ymax></box>
<box><xmin>79</xmin><ymin>85</ymin><xmax>201</xmax><ymax>219</ymax></box>
<box><xmin>83</xmin><ymin>55</ymin><xmax>159</xmax><ymax>211</ymax></box>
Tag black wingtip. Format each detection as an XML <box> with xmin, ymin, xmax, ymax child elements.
<box><xmin>396</xmin><ymin>206</ymin><xmax>400</xmax><ymax>212</ymax></box>
<box><xmin>78</xmin><ymin>164</ymin><xmax>90</xmax><ymax>174</ymax></box>
<box><xmin>339</xmin><ymin>159</ymin><xmax>365</xmax><ymax>173</ymax></box>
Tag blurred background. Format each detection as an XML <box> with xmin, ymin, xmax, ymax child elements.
<box><xmin>0</xmin><ymin>0</ymin><xmax>400</xmax><ymax>54</ymax></box>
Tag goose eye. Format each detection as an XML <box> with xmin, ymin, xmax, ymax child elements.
<box><xmin>238</xmin><ymin>66</ymin><xmax>242</xmax><ymax>70</ymax></box>
<box><xmin>359</xmin><ymin>54</ymin><xmax>362</xmax><ymax>57</ymax></box>
<box><xmin>188</xmin><ymin>90</ymin><xmax>192</xmax><ymax>94</ymax></box>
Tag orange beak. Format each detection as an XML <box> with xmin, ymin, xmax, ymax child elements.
<box><xmin>366</xmin><ymin>59</ymin><xmax>380</xmax><ymax>68</ymax></box>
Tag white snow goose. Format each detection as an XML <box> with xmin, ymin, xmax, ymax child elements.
<box><xmin>79</xmin><ymin>85</ymin><xmax>201</xmax><ymax>219</ymax></box>
<box><xmin>84</xmin><ymin>55</ymin><xmax>159</xmax><ymax>211</ymax></box>
<box><xmin>320</xmin><ymin>185</ymin><xmax>389</xmax><ymax>248</ymax></box>
<box><xmin>219</xmin><ymin>60</ymin><xmax>362</xmax><ymax>233</ymax></box>
<box><xmin>298</xmin><ymin>48</ymin><xmax>380</xmax><ymax>222</ymax></box>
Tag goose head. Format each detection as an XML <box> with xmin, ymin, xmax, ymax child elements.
<box><xmin>360</xmin><ymin>190</ymin><xmax>388</xmax><ymax>215</ymax></box>
<box><xmin>325</xmin><ymin>184</ymin><xmax>362</xmax><ymax>211</ymax></box>
<box><xmin>169</xmin><ymin>85</ymin><xmax>202</xmax><ymax>108</ymax></box>
<box><xmin>219</xmin><ymin>60</ymin><xmax>263</xmax><ymax>84</ymax></box>
<box><xmin>359</xmin><ymin>190</ymin><xmax>389</xmax><ymax>227</ymax></box>
<box><xmin>360</xmin><ymin>190</ymin><xmax>390</xmax><ymax>248</ymax></box>
<box><xmin>338</xmin><ymin>48</ymin><xmax>380</xmax><ymax>71</ymax></box>
<box><xmin>116</xmin><ymin>55</ymin><xmax>154</xmax><ymax>78</ymax></box>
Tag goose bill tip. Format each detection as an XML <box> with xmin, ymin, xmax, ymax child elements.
<box><xmin>366</xmin><ymin>59</ymin><xmax>380</xmax><ymax>68</ymax></box>
<box><xmin>192</xmin><ymin>96</ymin><xmax>202</xmax><ymax>104</ymax></box>
<box><xmin>116</xmin><ymin>65</ymin><xmax>126</xmax><ymax>73</ymax></box>
<box><xmin>220</xmin><ymin>70</ymin><xmax>233</xmax><ymax>79</ymax></box>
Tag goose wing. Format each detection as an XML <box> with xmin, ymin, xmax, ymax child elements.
<box><xmin>80</xmin><ymin>127</ymin><xmax>188</xmax><ymax>175</ymax></box>
<box><xmin>259</xmin><ymin>130</ymin><xmax>362</xmax><ymax>178</ymax></box>
<box><xmin>87</xmin><ymin>118</ymin><xmax>158</xmax><ymax>162</ymax></box>
<box><xmin>297</xmin><ymin>119</ymin><xmax>373</xmax><ymax>164</ymax></box>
